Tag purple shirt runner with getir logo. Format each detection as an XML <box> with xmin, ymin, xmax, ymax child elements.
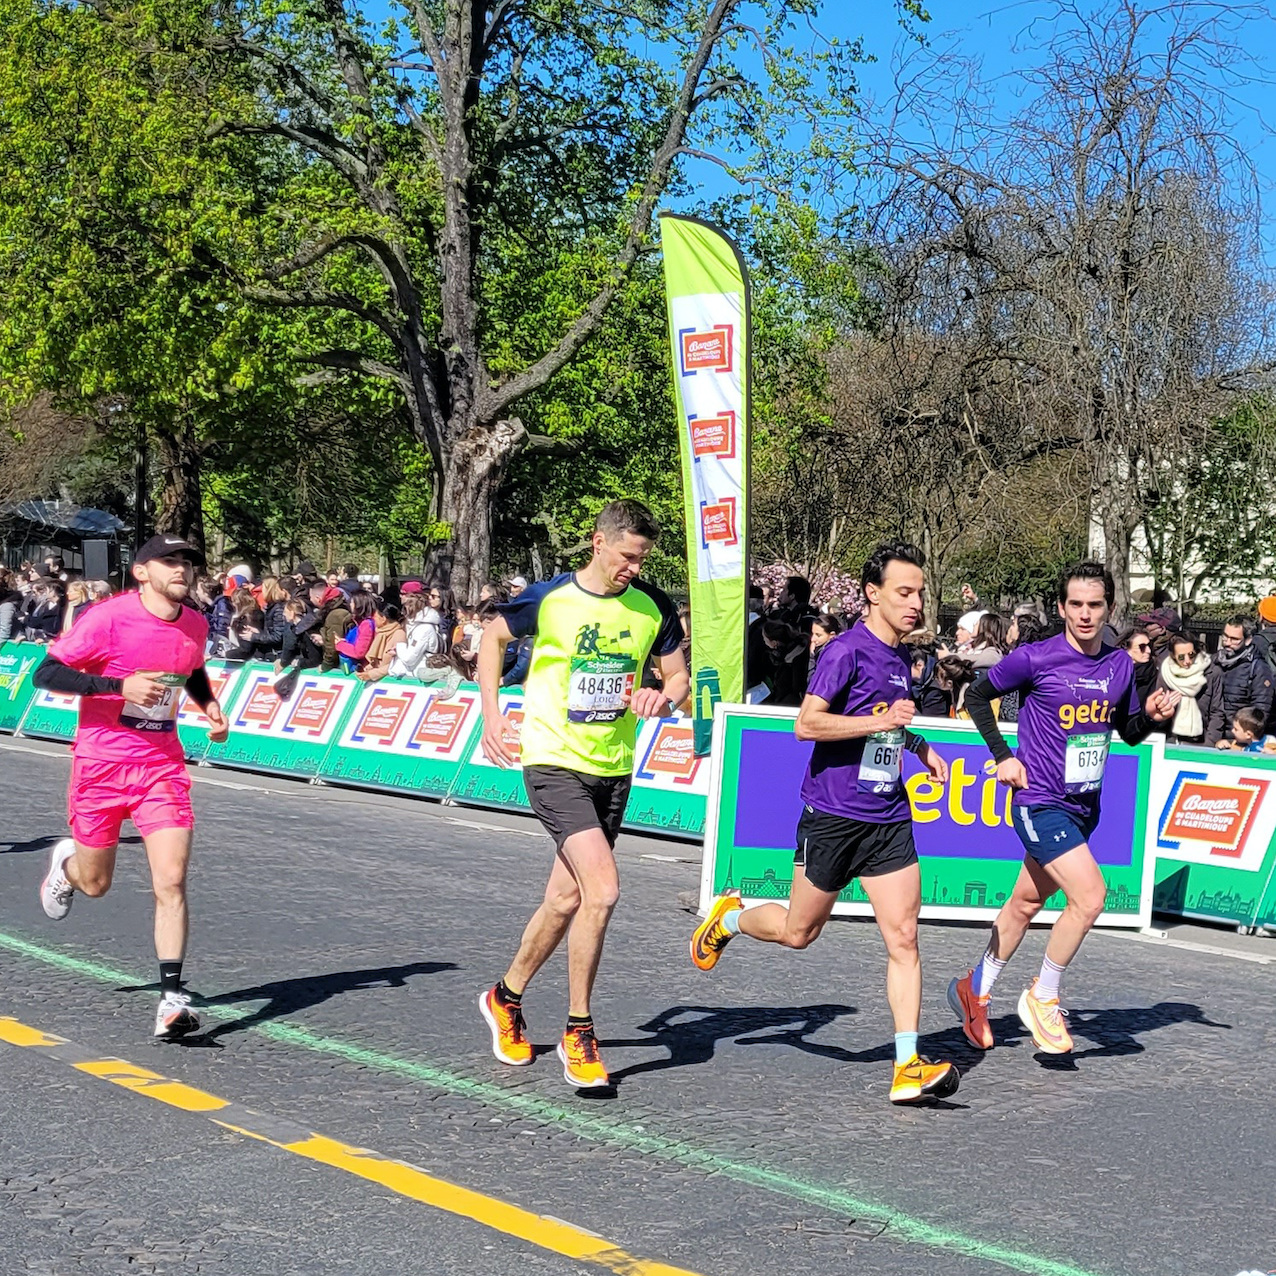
<box><xmin>986</xmin><ymin>632</ymin><xmax>1140</xmax><ymax>820</ymax></box>
<box><xmin>799</xmin><ymin>624</ymin><xmax>916</xmax><ymax>822</ymax></box>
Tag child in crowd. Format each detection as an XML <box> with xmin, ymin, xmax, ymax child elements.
<box><xmin>1217</xmin><ymin>706</ymin><xmax>1276</xmax><ymax>753</ymax></box>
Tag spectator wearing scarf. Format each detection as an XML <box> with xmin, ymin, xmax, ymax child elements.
<box><xmin>1157</xmin><ymin>634</ymin><xmax>1209</xmax><ymax>743</ymax></box>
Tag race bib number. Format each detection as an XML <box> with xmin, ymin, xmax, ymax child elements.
<box><xmin>568</xmin><ymin>654</ymin><xmax>638</xmax><ymax>724</ymax></box>
<box><xmin>859</xmin><ymin>728</ymin><xmax>904</xmax><ymax>791</ymax></box>
<box><xmin>119</xmin><ymin>673</ymin><xmax>184</xmax><ymax>733</ymax></box>
<box><xmin>1064</xmin><ymin>731</ymin><xmax>1109</xmax><ymax>793</ymax></box>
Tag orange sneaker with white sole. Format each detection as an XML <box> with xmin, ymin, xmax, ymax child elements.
<box><xmin>557</xmin><ymin>1023</ymin><xmax>610</xmax><ymax>1089</ymax></box>
<box><xmin>479</xmin><ymin>987</ymin><xmax>533</xmax><ymax>1066</ymax></box>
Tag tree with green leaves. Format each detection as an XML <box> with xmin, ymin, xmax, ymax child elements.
<box><xmin>181</xmin><ymin>0</ymin><xmax>884</xmax><ymax>596</ymax></box>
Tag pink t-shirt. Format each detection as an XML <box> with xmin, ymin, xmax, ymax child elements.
<box><xmin>47</xmin><ymin>591</ymin><xmax>209</xmax><ymax>763</ymax></box>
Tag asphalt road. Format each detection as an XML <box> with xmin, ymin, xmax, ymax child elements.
<box><xmin>1</xmin><ymin>737</ymin><xmax>1274</xmax><ymax>1276</ymax></box>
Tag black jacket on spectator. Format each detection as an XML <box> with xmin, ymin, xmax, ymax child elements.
<box><xmin>254</xmin><ymin>600</ymin><xmax>289</xmax><ymax>658</ymax></box>
<box><xmin>1201</xmin><ymin>645</ymin><xmax>1275</xmax><ymax>745</ymax></box>
<box><xmin>281</xmin><ymin>603</ymin><xmax>325</xmax><ymax>671</ymax></box>
<box><xmin>911</xmin><ymin>655</ymin><xmax>950</xmax><ymax>718</ymax></box>
<box><xmin>761</xmin><ymin>639</ymin><xmax>809</xmax><ymax>707</ymax></box>
<box><xmin>1132</xmin><ymin>658</ymin><xmax>1158</xmax><ymax>708</ymax></box>
<box><xmin>20</xmin><ymin>595</ymin><xmax>60</xmax><ymax>640</ymax></box>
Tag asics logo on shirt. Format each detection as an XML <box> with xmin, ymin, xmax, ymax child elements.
<box><xmin>1058</xmin><ymin>700</ymin><xmax>1111</xmax><ymax>731</ymax></box>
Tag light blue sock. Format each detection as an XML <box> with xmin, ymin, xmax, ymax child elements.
<box><xmin>722</xmin><ymin>908</ymin><xmax>742</xmax><ymax>935</ymax></box>
<box><xmin>894</xmin><ymin>1031</ymin><xmax>919</xmax><ymax>1065</ymax></box>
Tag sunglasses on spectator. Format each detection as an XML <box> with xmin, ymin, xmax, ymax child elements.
<box><xmin>1131</xmin><ymin>641</ymin><xmax>1150</xmax><ymax>651</ymax></box>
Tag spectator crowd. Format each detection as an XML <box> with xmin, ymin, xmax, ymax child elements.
<box><xmin>6</xmin><ymin>551</ymin><xmax>1276</xmax><ymax>752</ymax></box>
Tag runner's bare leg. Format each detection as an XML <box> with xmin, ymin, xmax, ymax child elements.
<box><xmin>861</xmin><ymin>863</ymin><xmax>923</xmax><ymax>1034</ymax></box>
<box><xmin>143</xmin><ymin>827</ymin><xmax>192</xmax><ymax>962</ymax></box>
<box><xmin>64</xmin><ymin>843</ymin><xmax>118</xmax><ymax>898</ymax></box>
<box><xmin>504</xmin><ymin>853</ymin><xmax>582</xmax><ymax>992</ymax></box>
<box><xmin>557</xmin><ymin>827</ymin><xmax>620</xmax><ymax>1018</ymax></box>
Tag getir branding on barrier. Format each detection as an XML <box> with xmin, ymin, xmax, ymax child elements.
<box><xmin>623</xmin><ymin>715</ymin><xmax>709</xmax><ymax>838</ymax></box>
<box><xmin>202</xmin><ymin>667</ymin><xmax>361</xmax><ymax>777</ymax></box>
<box><xmin>447</xmin><ymin>691</ymin><xmax>530</xmax><ymax>812</ymax></box>
<box><xmin>317</xmin><ymin>680</ymin><xmax>483</xmax><ymax>798</ymax></box>
<box><xmin>701</xmin><ymin>706</ymin><xmax>1154</xmax><ymax>927</ymax></box>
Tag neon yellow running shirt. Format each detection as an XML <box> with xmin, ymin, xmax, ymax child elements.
<box><xmin>499</xmin><ymin>573</ymin><xmax>683</xmax><ymax>776</ymax></box>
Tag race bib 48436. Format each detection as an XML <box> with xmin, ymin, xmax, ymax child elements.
<box><xmin>567</xmin><ymin>654</ymin><xmax>638</xmax><ymax>724</ymax></box>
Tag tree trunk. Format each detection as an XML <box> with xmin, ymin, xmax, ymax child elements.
<box><xmin>153</xmin><ymin>424</ymin><xmax>205</xmax><ymax>554</ymax></box>
<box><xmin>429</xmin><ymin>417</ymin><xmax>528</xmax><ymax>601</ymax></box>
<box><xmin>1100</xmin><ymin>502</ymin><xmax>1136</xmax><ymax>626</ymax></box>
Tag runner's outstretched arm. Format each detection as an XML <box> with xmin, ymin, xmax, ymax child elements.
<box><xmin>963</xmin><ymin>677</ymin><xmax>1014</xmax><ymax>762</ymax></box>
<box><xmin>33</xmin><ymin>654</ymin><xmax>121</xmax><ymax>698</ymax></box>
<box><xmin>183</xmin><ymin>666</ymin><xmax>214</xmax><ymax>709</ymax></box>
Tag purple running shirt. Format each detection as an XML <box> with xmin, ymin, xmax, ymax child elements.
<box><xmin>799</xmin><ymin>624</ymin><xmax>916</xmax><ymax>822</ymax></box>
<box><xmin>986</xmin><ymin>632</ymin><xmax>1140</xmax><ymax>819</ymax></box>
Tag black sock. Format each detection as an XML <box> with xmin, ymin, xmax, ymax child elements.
<box><xmin>566</xmin><ymin>1013</ymin><xmax>593</xmax><ymax>1032</ymax></box>
<box><xmin>496</xmin><ymin>979</ymin><xmax>522</xmax><ymax>1006</ymax></box>
<box><xmin>159</xmin><ymin>961</ymin><xmax>183</xmax><ymax>996</ymax></box>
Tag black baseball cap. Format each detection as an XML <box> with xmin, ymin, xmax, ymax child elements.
<box><xmin>134</xmin><ymin>533</ymin><xmax>207</xmax><ymax>567</ymax></box>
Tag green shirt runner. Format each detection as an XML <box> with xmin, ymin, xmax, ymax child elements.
<box><xmin>498</xmin><ymin>572</ymin><xmax>683</xmax><ymax>777</ymax></box>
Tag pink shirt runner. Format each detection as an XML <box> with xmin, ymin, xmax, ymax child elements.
<box><xmin>48</xmin><ymin>591</ymin><xmax>209</xmax><ymax>763</ymax></box>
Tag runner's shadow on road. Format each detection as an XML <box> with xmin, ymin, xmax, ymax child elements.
<box><xmin>602</xmin><ymin>1003</ymin><xmax>858</xmax><ymax>1082</ymax></box>
<box><xmin>0</xmin><ymin>834</ymin><xmax>143</xmax><ymax>855</ymax></box>
<box><xmin>1034</xmin><ymin>1000</ymin><xmax>1230</xmax><ymax>1068</ymax></box>
<box><xmin>121</xmin><ymin>962</ymin><xmax>457</xmax><ymax>1045</ymax></box>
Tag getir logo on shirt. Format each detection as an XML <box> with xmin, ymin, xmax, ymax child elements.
<box><xmin>1059</xmin><ymin>700</ymin><xmax>1112</xmax><ymax>731</ymax></box>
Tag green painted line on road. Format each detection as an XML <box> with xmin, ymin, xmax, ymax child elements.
<box><xmin>0</xmin><ymin>928</ymin><xmax>1105</xmax><ymax>1276</ymax></box>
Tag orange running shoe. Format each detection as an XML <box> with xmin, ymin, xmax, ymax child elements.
<box><xmin>478</xmin><ymin>987</ymin><xmax>533</xmax><ymax>1066</ymax></box>
<box><xmin>556</xmin><ymin>1023</ymin><xmax>610</xmax><ymax>1089</ymax></box>
<box><xmin>1017</xmin><ymin>978</ymin><xmax>1073</xmax><ymax>1054</ymax></box>
<box><xmin>947</xmin><ymin>971</ymin><xmax>994</xmax><ymax>1050</ymax></box>
<box><xmin>690</xmin><ymin>893</ymin><xmax>743</xmax><ymax>971</ymax></box>
<box><xmin>890</xmin><ymin>1054</ymin><xmax>961</xmax><ymax>1105</ymax></box>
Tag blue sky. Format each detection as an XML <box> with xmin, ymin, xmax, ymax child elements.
<box><xmin>776</xmin><ymin>1</ymin><xmax>1276</xmax><ymax>252</ymax></box>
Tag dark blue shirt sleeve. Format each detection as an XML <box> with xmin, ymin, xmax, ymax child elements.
<box><xmin>496</xmin><ymin>577</ymin><xmax>561</xmax><ymax>640</ymax></box>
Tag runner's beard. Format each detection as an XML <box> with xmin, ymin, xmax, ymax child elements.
<box><xmin>158</xmin><ymin>579</ymin><xmax>191</xmax><ymax>603</ymax></box>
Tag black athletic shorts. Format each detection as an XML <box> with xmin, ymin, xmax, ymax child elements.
<box><xmin>793</xmin><ymin>805</ymin><xmax>918</xmax><ymax>894</ymax></box>
<box><xmin>523</xmin><ymin>765</ymin><xmax>632</xmax><ymax>852</ymax></box>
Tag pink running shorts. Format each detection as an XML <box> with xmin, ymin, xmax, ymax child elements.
<box><xmin>68</xmin><ymin>755</ymin><xmax>194</xmax><ymax>849</ymax></box>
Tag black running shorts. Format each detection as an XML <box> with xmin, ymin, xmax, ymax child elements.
<box><xmin>523</xmin><ymin>765</ymin><xmax>632</xmax><ymax>852</ymax></box>
<box><xmin>793</xmin><ymin>805</ymin><xmax>918</xmax><ymax>894</ymax></box>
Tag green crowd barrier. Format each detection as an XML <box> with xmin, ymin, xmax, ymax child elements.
<box><xmin>315</xmin><ymin>676</ymin><xmax>485</xmax><ymax>799</ymax></box>
<box><xmin>201</xmin><ymin>665</ymin><xmax>364</xmax><ymax>778</ymax></box>
<box><xmin>444</xmin><ymin>688</ymin><xmax>532</xmax><ymax>813</ymax></box>
<box><xmin>0</xmin><ymin>641</ymin><xmax>46</xmax><ymax>734</ymax></box>
<box><xmin>622</xmin><ymin>714</ymin><xmax>709</xmax><ymax>838</ymax></box>
<box><xmin>1149</xmin><ymin>743</ymin><xmax>1276</xmax><ymax>932</ymax></box>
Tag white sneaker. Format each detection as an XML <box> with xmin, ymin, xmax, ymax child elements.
<box><xmin>40</xmin><ymin>838</ymin><xmax>76</xmax><ymax>920</ymax></box>
<box><xmin>154</xmin><ymin>991</ymin><xmax>200</xmax><ymax>1039</ymax></box>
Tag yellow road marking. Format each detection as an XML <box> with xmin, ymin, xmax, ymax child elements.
<box><xmin>0</xmin><ymin>1017</ymin><xmax>64</xmax><ymax>1048</ymax></box>
<box><xmin>1</xmin><ymin>1013</ymin><xmax>702</xmax><ymax>1276</ymax></box>
<box><xmin>74</xmin><ymin>1058</ymin><xmax>230</xmax><ymax>1113</ymax></box>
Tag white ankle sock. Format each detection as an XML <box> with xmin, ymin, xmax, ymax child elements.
<box><xmin>971</xmin><ymin>950</ymin><xmax>1007</xmax><ymax>998</ymax></box>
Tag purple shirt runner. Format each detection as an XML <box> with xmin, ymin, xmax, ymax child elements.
<box><xmin>800</xmin><ymin>624</ymin><xmax>915</xmax><ymax>822</ymax></box>
<box><xmin>986</xmin><ymin>632</ymin><xmax>1140</xmax><ymax>820</ymax></box>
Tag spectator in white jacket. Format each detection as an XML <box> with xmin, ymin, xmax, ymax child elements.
<box><xmin>389</xmin><ymin>591</ymin><xmax>447</xmax><ymax>678</ymax></box>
